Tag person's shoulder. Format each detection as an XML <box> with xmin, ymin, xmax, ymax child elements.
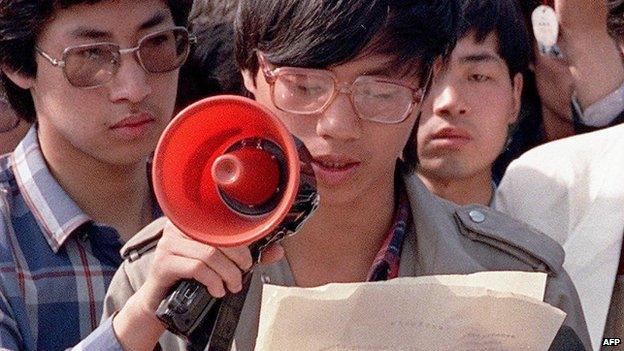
<box><xmin>120</xmin><ymin>217</ymin><xmax>168</xmax><ymax>263</ymax></box>
<box><xmin>404</xmin><ymin>174</ymin><xmax>565</xmax><ymax>272</ymax></box>
<box><xmin>454</xmin><ymin>203</ymin><xmax>565</xmax><ymax>272</ymax></box>
<box><xmin>107</xmin><ymin>217</ymin><xmax>168</xmax><ymax>293</ymax></box>
<box><xmin>511</xmin><ymin>123</ymin><xmax>624</xmax><ymax>172</ymax></box>
<box><xmin>0</xmin><ymin>155</ymin><xmax>25</xmax><ymax>273</ymax></box>
<box><xmin>455</xmin><ymin>203</ymin><xmax>591</xmax><ymax>350</ymax></box>
<box><xmin>498</xmin><ymin>124</ymin><xmax>624</xmax><ymax>208</ymax></box>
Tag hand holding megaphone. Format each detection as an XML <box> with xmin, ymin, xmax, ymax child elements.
<box><xmin>147</xmin><ymin>96</ymin><xmax>319</xmax><ymax>344</ymax></box>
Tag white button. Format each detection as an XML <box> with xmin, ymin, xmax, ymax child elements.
<box><xmin>261</xmin><ymin>273</ymin><xmax>271</xmax><ymax>284</ymax></box>
<box><xmin>469</xmin><ymin>210</ymin><xmax>486</xmax><ymax>223</ymax></box>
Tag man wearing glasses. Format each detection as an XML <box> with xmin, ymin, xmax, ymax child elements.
<box><xmin>101</xmin><ymin>0</ymin><xmax>589</xmax><ymax>350</ymax></box>
<box><xmin>0</xmin><ymin>0</ymin><xmax>192</xmax><ymax>349</ymax></box>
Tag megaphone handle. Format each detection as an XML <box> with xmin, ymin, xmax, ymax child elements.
<box><xmin>182</xmin><ymin>268</ymin><xmax>254</xmax><ymax>351</ymax></box>
<box><xmin>155</xmin><ymin>245</ymin><xmax>262</xmax><ymax>339</ymax></box>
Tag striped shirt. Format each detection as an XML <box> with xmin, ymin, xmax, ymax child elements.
<box><xmin>0</xmin><ymin>126</ymin><xmax>156</xmax><ymax>350</ymax></box>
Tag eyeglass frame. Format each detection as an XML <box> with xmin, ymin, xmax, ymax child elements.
<box><xmin>258</xmin><ymin>53</ymin><xmax>428</xmax><ymax>124</ymax></box>
<box><xmin>35</xmin><ymin>26</ymin><xmax>197</xmax><ymax>89</ymax></box>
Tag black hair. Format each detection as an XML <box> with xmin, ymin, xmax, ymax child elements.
<box><xmin>175</xmin><ymin>20</ymin><xmax>243</xmax><ymax>112</ymax></box>
<box><xmin>234</xmin><ymin>0</ymin><xmax>460</xmax><ymax>173</ymax></box>
<box><xmin>189</xmin><ymin>0</ymin><xmax>238</xmax><ymax>28</ymax></box>
<box><xmin>458</xmin><ymin>0</ymin><xmax>532</xmax><ymax>78</ymax></box>
<box><xmin>0</xmin><ymin>0</ymin><xmax>192</xmax><ymax>123</ymax></box>
<box><xmin>608</xmin><ymin>0</ymin><xmax>624</xmax><ymax>43</ymax></box>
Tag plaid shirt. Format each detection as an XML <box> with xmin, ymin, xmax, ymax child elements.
<box><xmin>0</xmin><ymin>127</ymin><xmax>156</xmax><ymax>350</ymax></box>
<box><xmin>367</xmin><ymin>188</ymin><xmax>411</xmax><ymax>282</ymax></box>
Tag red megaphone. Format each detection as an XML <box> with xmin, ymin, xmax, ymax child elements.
<box><xmin>153</xmin><ymin>96</ymin><xmax>319</xmax><ymax>340</ymax></box>
<box><xmin>152</xmin><ymin>95</ymin><xmax>319</xmax><ymax>248</ymax></box>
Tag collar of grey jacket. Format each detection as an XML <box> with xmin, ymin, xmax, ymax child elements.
<box><xmin>403</xmin><ymin>172</ymin><xmax>564</xmax><ymax>275</ymax></box>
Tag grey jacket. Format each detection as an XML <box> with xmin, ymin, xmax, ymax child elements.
<box><xmin>102</xmin><ymin>174</ymin><xmax>591</xmax><ymax>350</ymax></box>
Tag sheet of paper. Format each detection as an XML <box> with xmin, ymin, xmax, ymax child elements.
<box><xmin>255</xmin><ymin>271</ymin><xmax>565</xmax><ymax>351</ymax></box>
<box><xmin>387</xmin><ymin>270</ymin><xmax>548</xmax><ymax>300</ymax></box>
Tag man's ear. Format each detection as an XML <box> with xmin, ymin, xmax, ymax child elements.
<box><xmin>241</xmin><ymin>69</ymin><xmax>258</xmax><ymax>96</ymax></box>
<box><xmin>2</xmin><ymin>67</ymin><xmax>35</xmax><ymax>90</ymax></box>
<box><xmin>509</xmin><ymin>72</ymin><xmax>523</xmax><ymax>124</ymax></box>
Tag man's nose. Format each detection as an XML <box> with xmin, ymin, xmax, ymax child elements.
<box><xmin>431</xmin><ymin>80</ymin><xmax>469</xmax><ymax>118</ymax></box>
<box><xmin>315</xmin><ymin>93</ymin><xmax>362</xmax><ymax>141</ymax></box>
<box><xmin>108</xmin><ymin>53</ymin><xmax>152</xmax><ymax>104</ymax></box>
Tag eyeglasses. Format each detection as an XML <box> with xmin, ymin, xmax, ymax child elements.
<box><xmin>259</xmin><ymin>55</ymin><xmax>425</xmax><ymax>124</ymax></box>
<box><xmin>36</xmin><ymin>27</ymin><xmax>196</xmax><ymax>88</ymax></box>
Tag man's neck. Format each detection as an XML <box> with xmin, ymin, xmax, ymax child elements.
<box><xmin>282</xmin><ymin>172</ymin><xmax>398</xmax><ymax>287</ymax></box>
<box><xmin>417</xmin><ymin>170</ymin><xmax>493</xmax><ymax>206</ymax></box>
<box><xmin>541</xmin><ymin>106</ymin><xmax>575</xmax><ymax>142</ymax></box>
<box><xmin>38</xmin><ymin>128</ymin><xmax>153</xmax><ymax>242</ymax></box>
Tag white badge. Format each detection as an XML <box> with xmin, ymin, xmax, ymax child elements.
<box><xmin>531</xmin><ymin>5</ymin><xmax>562</xmax><ymax>57</ymax></box>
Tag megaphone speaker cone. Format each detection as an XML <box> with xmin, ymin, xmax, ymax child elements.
<box><xmin>211</xmin><ymin>146</ymin><xmax>281</xmax><ymax>207</ymax></box>
<box><xmin>153</xmin><ymin>95</ymin><xmax>301</xmax><ymax>247</ymax></box>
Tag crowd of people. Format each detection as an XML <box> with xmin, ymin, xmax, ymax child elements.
<box><xmin>0</xmin><ymin>0</ymin><xmax>622</xmax><ymax>350</ymax></box>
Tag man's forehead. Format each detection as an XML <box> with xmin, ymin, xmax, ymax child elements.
<box><xmin>452</xmin><ymin>32</ymin><xmax>504</xmax><ymax>64</ymax></box>
<box><xmin>67</xmin><ymin>9</ymin><xmax>170</xmax><ymax>41</ymax></box>
<box><xmin>42</xmin><ymin>1</ymin><xmax>172</xmax><ymax>42</ymax></box>
<box><xmin>333</xmin><ymin>53</ymin><xmax>397</xmax><ymax>74</ymax></box>
<box><xmin>330</xmin><ymin>52</ymin><xmax>421</xmax><ymax>82</ymax></box>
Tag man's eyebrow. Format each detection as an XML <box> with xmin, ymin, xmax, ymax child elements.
<box><xmin>67</xmin><ymin>10</ymin><xmax>169</xmax><ymax>40</ymax></box>
<box><xmin>458</xmin><ymin>52</ymin><xmax>504</xmax><ymax>65</ymax></box>
<box><xmin>138</xmin><ymin>10</ymin><xmax>168</xmax><ymax>31</ymax></box>
<box><xmin>69</xmin><ymin>27</ymin><xmax>112</xmax><ymax>40</ymax></box>
<box><xmin>363</xmin><ymin>65</ymin><xmax>397</xmax><ymax>76</ymax></box>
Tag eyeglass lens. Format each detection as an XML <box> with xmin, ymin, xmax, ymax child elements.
<box><xmin>62</xmin><ymin>28</ymin><xmax>190</xmax><ymax>88</ymax></box>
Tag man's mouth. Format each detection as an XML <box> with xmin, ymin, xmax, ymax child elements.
<box><xmin>314</xmin><ymin>161</ymin><xmax>358</xmax><ymax>170</ymax></box>
<box><xmin>109</xmin><ymin>112</ymin><xmax>157</xmax><ymax>140</ymax></box>
<box><xmin>428</xmin><ymin>127</ymin><xmax>472</xmax><ymax>149</ymax></box>
<box><xmin>311</xmin><ymin>155</ymin><xmax>361</xmax><ymax>186</ymax></box>
<box><xmin>110</xmin><ymin>112</ymin><xmax>156</xmax><ymax>129</ymax></box>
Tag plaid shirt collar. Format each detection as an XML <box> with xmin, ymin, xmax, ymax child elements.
<box><xmin>10</xmin><ymin>127</ymin><xmax>161</xmax><ymax>253</ymax></box>
<box><xmin>10</xmin><ymin>126</ymin><xmax>90</xmax><ymax>253</ymax></box>
<box><xmin>366</xmin><ymin>185</ymin><xmax>411</xmax><ymax>282</ymax></box>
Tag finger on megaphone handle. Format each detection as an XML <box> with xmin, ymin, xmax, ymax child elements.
<box><xmin>163</xmin><ymin>220</ymin><xmax>252</xmax><ymax>270</ymax></box>
<box><xmin>259</xmin><ymin>243</ymin><xmax>284</xmax><ymax>265</ymax></box>
<box><xmin>220</xmin><ymin>246</ymin><xmax>253</xmax><ymax>271</ymax></box>
<box><xmin>167</xmin><ymin>241</ymin><xmax>246</xmax><ymax>294</ymax></box>
<box><xmin>161</xmin><ymin>221</ymin><xmax>246</xmax><ymax>294</ymax></box>
<box><xmin>152</xmin><ymin>254</ymin><xmax>227</xmax><ymax>299</ymax></box>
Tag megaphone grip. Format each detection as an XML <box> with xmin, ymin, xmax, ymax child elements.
<box><xmin>155</xmin><ymin>244</ymin><xmax>262</xmax><ymax>340</ymax></box>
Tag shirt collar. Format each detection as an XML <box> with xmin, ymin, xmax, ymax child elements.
<box><xmin>367</xmin><ymin>184</ymin><xmax>411</xmax><ymax>281</ymax></box>
<box><xmin>11</xmin><ymin>126</ymin><xmax>91</xmax><ymax>252</ymax></box>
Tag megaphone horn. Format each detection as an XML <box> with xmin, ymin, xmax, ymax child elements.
<box><xmin>152</xmin><ymin>95</ymin><xmax>318</xmax><ymax>247</ymax></box>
